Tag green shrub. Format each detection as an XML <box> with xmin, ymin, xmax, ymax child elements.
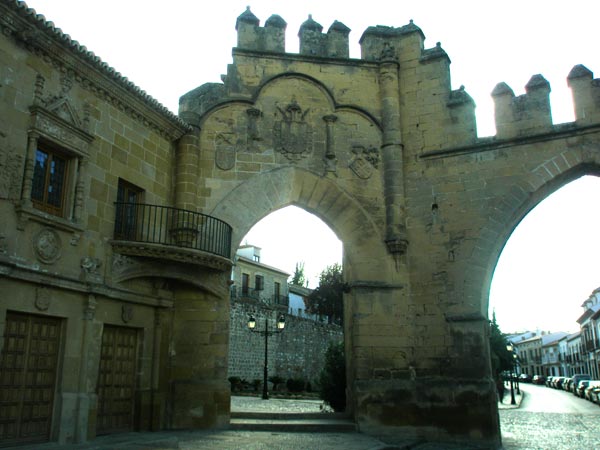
<box><xmin>228</xmin><ymin>376</ymin><xmax>242</xmax><ymax>392</ymax></box>
<box><xmin>286</xmin><ymin>377</ymin><xmax>306</xmax><ymax>392</ymax></box>
<box><xmin>319</xmin><ymin>341</ymin><xmax>346</xmax><ymax>412</ymax></box>
<box><xmin>268</xmin><ymin>375</ymin><xmax>285</xmax><ymax>391</ymax></box>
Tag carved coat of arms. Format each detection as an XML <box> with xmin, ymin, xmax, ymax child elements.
<box><xmin>349</xmin><ymin>145</ymin><xmax>380</xmax><ymax>179</ymax></box>
<box><xmin>273</xmin><ymin>99</ymin><xmax>313</xmax><ymax>161</ymax></box>
<box><xmin>215</xmin><ymin>132</ymin><xmax>236</xmax><ymax>170</ymax></box>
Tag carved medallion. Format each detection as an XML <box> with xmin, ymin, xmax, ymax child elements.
<box><xmin>273</xmin><ymin>99</ymin><xmax>313</xmax><ymax>161</ymax></box>
<box><xmin>122</xmin><ymin>304</ymin><xmax>134</xmax><ymax>323</ymax></box>
<box><xmin>33</xmin><ymin>228</ymin><xmax>62</xmax><ymax>264</ymax></box>
<box><xmin>35</xmin><ymin>287</ymin><xmax>51</xmax><ymax>311</ymax></box>
<box><xmin>215</xmin><ymin>132</ymin><xmax>236</xmax><ymax>170</ymax></box>
<box><xmin>349</xmin><ymin>145</ymin><xmax>380</xmax><ymax>179</ymax></box>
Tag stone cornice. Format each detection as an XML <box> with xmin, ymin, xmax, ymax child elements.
<box><xmin>1</xmin><ymin>1</ymin><xmax>193</xmax><ymax>140</ymax></box>
<box><xmin>112</xmin><ymin>240</ymin><xmax>233</xmax><ymax>272</ymax></box>
<box><xmin>0</xmin><ymin>257</ymin><xmax>174</xmax><ymax>308</ymax></box>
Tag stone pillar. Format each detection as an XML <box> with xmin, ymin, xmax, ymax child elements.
<box><xmin>168</xmin><ymin>279</ymin><xmax>230</xmax><ymax>429</ymax></box>
<box><xmin>379</xmin><ymin>50</ymin><xmax>408</xmax><ymax>257</ymax></box>
<box><xmin>175</xmin><ymin>113</ymin><xmax>201</xmax><ymax>211</ymax></box>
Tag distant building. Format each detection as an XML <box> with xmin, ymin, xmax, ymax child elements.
<box><xmin>576</xmin><ymin>288</ymin><xmax>600</xmax><ymax>378</ymax></box>
<box><xmin>231</xmin><ymin>245</ymin><xmax>290</xmax><ymax>309</ymax></box>
<box><xmin>541</xmin><ymin>332</ymin><xmax>569</xmax><ymax>377</ymax></box>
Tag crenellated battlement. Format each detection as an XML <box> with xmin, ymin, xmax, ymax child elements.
<box><xmin>491</xmin><ymin>74</ymin><xmax>553</xmax><ymax>139</ymax></box>
<box><xmin>210</xmin><ymin>9</ymin><xmax>600</xmax><ymax>151</ymax></box>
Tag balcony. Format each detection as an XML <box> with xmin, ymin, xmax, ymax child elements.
<box><xmin>112</xmin><ymin>203</ymin><xmax>232</xmax><ymax>270</ymax></box>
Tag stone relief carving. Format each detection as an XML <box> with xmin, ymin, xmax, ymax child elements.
<box><xmin>33</xmin><ymin>228</ymin><xmax>62</xmax><ymax>264</ymax></box>
<box><xmin>80</xmin><ymin>256</ymin><xmax>103</xmax><ymax>283</ymax></box>
<box><xmin>349</xmin><ymin>145</ymin><xmax>380</xmax><ymax>179</ymax></box>
<box><xmin>273</xmin><ymin>99</ymin><xmax>313</xmax><ymax>161</ymax></box>
<box><xmin>32</xmin><ymin>74</ymin><xmax>90</xmax><ymax>136</ymax></box>
<box><xmin>122</xmin><ymin>304</ymin><xmax>134</xmax><ymax>323</ymax></box>
<box><xmin>215</xmin><ymin>132</ymin><xmax>236</xmax><ymax>170</ymax></box>
<box><xmin>112</xmin><ymin>253</ymin><xmax>137</xmax><ymax>274</ymax></box>
<box><xmin>35</xmin><ymin>287</ymin><xmax>51</xmax><ymax>311</ymax></box>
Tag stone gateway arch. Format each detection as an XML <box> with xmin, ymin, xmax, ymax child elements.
<box><xmin>1</xmin><ymin>2</ymin><xmax>600</xmax><ymax>448</ymax></box>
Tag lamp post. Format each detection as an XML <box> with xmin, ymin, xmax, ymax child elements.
<box><xmin>506</xmin><ymin>344</ymin><xmax>516</xmax><ymax>405</ymax></box>
<box><xmin>514</xmin><ymin>353</ymin><xmax>520</xmax><ymax>395</ymax></box>
<box><xmin>247</xmin><ymin>313</ymin><xmax>285</xmax><ymax>400</ymax></box>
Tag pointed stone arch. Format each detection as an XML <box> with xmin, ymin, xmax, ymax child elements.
<box><xmin>468</xmin><ymin>148</ymin><xmax>600</xmax><ymax>317</ymax></box>
<box><xmin>210</xmin><ymin>166</ymin><xmax>391</xmax><ymax>283</ymax></box>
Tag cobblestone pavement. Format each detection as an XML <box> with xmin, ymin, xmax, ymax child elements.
<box><xmin>231</xmin><ymin>395</ymin><xmax>332</xmax><ymax>413</ymax></box>
<box><xmin>500</xmin><ymin>409</ymin><xmax>600</xmax><ymax>450</ymax></box>
<box><xmin>23</xmin><ymin>395</ymin><xmax>600</xmax><ymax>450</ymax></box>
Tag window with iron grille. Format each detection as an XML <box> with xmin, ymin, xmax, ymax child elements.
<box><xmin>31</xmin><ymin>142</ymin><xmax>69</xmax><ymax>216</ymax></box>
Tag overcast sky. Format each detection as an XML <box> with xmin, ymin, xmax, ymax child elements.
<box><xmin>23</xmin><ymin>0</ymin><xmax>600</xmax><ymax>333</ymax></box>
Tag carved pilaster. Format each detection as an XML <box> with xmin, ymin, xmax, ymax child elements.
<box><xmin>33</xmin><ymin>74</ymin><xmax>45</xmax><ymax>106</ymax></box>
<box><xmin>246</xmin><ymin>107</ymin><xmax>261</xmax><ymax>151</ymax></box>
<box><xmin>73</xmin><ymin>158</ymin><xmax>87</xmax><ymax>223</ymax></box>
<box><xmin>21</xmin><ymin>131</ymin><xmax>39</xmax><ymax>208</ymax></box>
<box><xmin>379</xmin><ymin>49</ymin><xmax>408</xmax><ymax>258</ymax></box>
<box><xmin>323</xmin><ymin>114</ymin><xmax>337</xmax><ymax>173</ymax></box>
<box><xmin>84</xmin><ymin>294</ymin><xmax>97</xmax><ymax>320</ymax></box>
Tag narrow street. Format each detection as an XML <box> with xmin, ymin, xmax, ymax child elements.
<box><xmin>500</xmin><ymin>383</ymin><xmax>600</xmax><ymax>449</ymax></box>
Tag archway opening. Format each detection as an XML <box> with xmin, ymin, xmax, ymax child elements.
<box><xmin>227</xmin><ymin>205</ymin><xmax>346</xmax><ymax>415</ymax></box>
<box><xmin>489</xmin><ymin>174</ymin><xmax>600</xmax><ymax>382</ymax></box>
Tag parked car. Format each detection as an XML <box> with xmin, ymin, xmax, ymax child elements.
<box><xmin>562</xmin><ymin>377</ymin><xmax>573</xmax><ymax>392</ymax></box>
<box><xmin>553</xmin><ymin>376</ymin><xmax>566</xmax><ymax>389</ymax></box>
<box><xmin>576</xmin><ymin>380</ymin><xmax>592</xmax><ymax>397</ymax></box>
<box><xmin>532</xmin><ymin>375</ymin><xmax>546</xmax><ymax>385</ymax></box>
<box><xmin>545</xmin><ymin>376</ymin><xmax>554</xmax><ymax>387</ymax></box>
<box><xmin>591</xmin><ymin>386</ymin><xmax>600</xmax><ymax>404</ymax></box>
<box><xmin>571</xmin><ymin>374</ymin><xmax>591</xmax><ymax>393</ymax></box>
<box><xmin>519</xmin><ymin>374</ymin><xmax>532</xmax><ymax>383</ymax></box>
<box><xmin>584</xmin><ymin>381</ymin><xmax>600</xmax><ymax>402</ymax></box>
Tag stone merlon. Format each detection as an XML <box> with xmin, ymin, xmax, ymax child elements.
<box><xmin>567</xmin><ymin>64</ymin><xmax>600</xmax><ymax>124</ymax></box>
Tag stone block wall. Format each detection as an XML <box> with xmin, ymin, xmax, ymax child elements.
<box><xmin>228</xmin><ymin>300</ymin><xmax>343</xmax><ymax>386</ymax></box>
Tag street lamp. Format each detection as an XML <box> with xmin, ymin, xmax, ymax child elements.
<box><xmin>506</xmin><ymin>344</ymin><xmax>516</xmax><ymax>405</ymax></box>
<box><xmin>247</xmin><ymin>314</ymin><xmax>286</xmax><ymax>400</ymax></box>
<box><xmin>513</xmin><ymin>353</ymin><xmax>521</xmax><ymax>395</ymax></box>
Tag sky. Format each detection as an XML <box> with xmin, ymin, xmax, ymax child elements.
<box><xmin>22</xmin><ymin>0</ymin><xmax>600</xmax><ymax>333</ymax></box>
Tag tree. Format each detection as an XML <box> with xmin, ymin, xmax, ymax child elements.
<box><xmin>489</xmin><ymin>311</ymin><xmax>514</xmax><ymax>397</ymax></box>
<box><xmin>319</xmin><ymin>341</ymin><xmax>346</xmax><ymax>412</ymax></box>
<box><xmin>306</xmin><ymin>263</ymin><xmax>344</xmax><ymax>325</ymax></box>
<box><xmin>290</xmin><ymin>261</ymin><xmax>307</xmax><ymax>287</ymax></box>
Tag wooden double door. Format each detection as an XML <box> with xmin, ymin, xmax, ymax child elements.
<box><xmin>0</xmin><ymin>312</ymin><xmax>62</xmax><ymax>447</ymax></box>
<box><xmin>96</xmin><ymin>325</ymin><xmax>138</xmax><ymax>435</ymax></box>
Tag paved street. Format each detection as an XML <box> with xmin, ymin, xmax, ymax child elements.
<box><xmin>500</xmin><ymin>383</ymin><xmax>600</xmax><ymax>449</ymax></box>
<box><xmin>20</xmin><ymin>391</ymin><xmax>600</xmax><ymax>450</ymax></box>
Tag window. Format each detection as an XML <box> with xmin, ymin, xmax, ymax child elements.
<box><xmin>114</xmin><ymin>179</ymin><xmax>144</xmax><ymax>240</ymax></box>
<box><xmin>255</xmin><ymin>275</ymin><xmax>264</xmax><ymax>291</ymax></box>
<box><xmin>242</xmin><ymin>273</ymin><xmax>249</xmax><ymax>295</ymax></box>
<box><xmin>31</xmin><ymin>142</ymin><xmax>69</xmax><ymax>216</ymax></box>
<box><xmin>274</xmin><ymin>282</ymin><xmax>280</xmax><ymax>299</ymax></box>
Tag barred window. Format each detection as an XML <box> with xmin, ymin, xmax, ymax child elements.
<box><xmin>31</xmin><ymin>143</ymin><xmax>69</xmax><ymax>216</ymax></box>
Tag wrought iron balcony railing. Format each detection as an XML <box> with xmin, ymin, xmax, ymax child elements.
<box><xmin>114</xmin><ymin>202</ymin><xmax>232</xmax><ymax>258</ymax></box>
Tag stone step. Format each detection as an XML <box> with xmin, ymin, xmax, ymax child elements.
<box><xmin>230</xmin><ymin>412</ymin><xmax>357</xmax><ymax>432</ymax></box>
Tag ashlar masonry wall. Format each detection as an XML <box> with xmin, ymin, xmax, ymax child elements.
<box><xmin>229</xmin><ymin>300</ymin><xmax>343</xmax><ymax>386</ymax></box>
